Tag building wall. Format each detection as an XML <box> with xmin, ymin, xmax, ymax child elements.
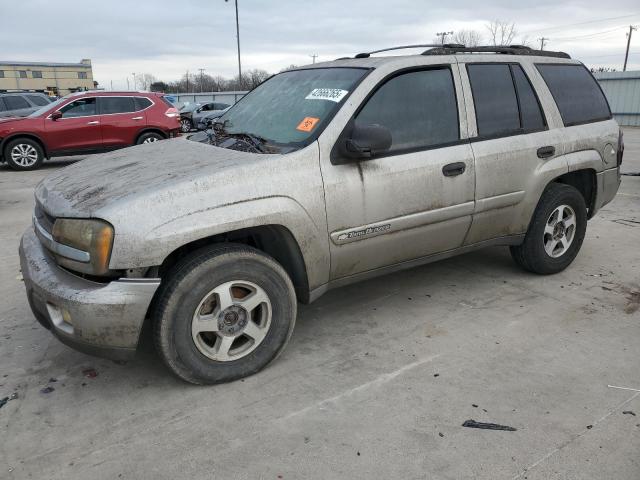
<box><xmin>594</xmin><ymin>71</ymin><xmax>640</xmax><ymax>127</ymax></box>
<box><xmin>0</xmin><ymin>59</ymin><xmax>94</xmax><ymax>96</ymax></box>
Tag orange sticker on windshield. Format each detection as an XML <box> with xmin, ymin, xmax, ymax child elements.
<box><xmin>296</xmin><ymin>117</ymin><xmax>320</xmax><ymax>132</ymax></box>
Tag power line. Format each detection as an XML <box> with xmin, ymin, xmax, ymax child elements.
<box><xmin>521</xmin><ymin>12</ymin><xmax>640</xmax><ymax>35</ymax></box>
<box><xmin>551</xmin><ymin>26</ymin><xmax>626</xmax><ymax>41</ymax></box>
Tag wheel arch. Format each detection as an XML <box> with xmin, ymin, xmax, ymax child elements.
<box><xmin>135</xmin><ymin>128</ymin><xmax>167</xmax><ymax>144</ymax></box>
<box><xmin>549</xmin><ymin>168</ymin><xmax>597</xmax><ymax>219</ymax></box>
<box><xmin>157</xmin><ymin>224</ymin><xmax>311</xmax><ymax>304</ymax></box>
<box><xmin>1</xmin><ymin>133</ymin><xmax>48</xmax><ymax>159</ymax></box>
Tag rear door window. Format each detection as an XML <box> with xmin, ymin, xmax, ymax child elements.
<box><xmin>0</xmin><ymin>98</ymin><xmax>6</xmax><ymax>112</ymax></box>
<box><xmin>467</xmin><ymin>64</ymin><xmax>520</xmax><ymax>137</ymax></box>
<box><xmin>4</xmin><ymin>95</ymin><xmax>31</xmax><ymax>110</ymax></box>
<box><xmin>536</xmin><ymin>64</ymin><xmax>611</xmax><ymax>126</ymax></box>
<box><xmin>511</xmin><ymin>65</ymin><xmax>546</xmax><ymax>132</ymax></box>
<box><xmin>26</xmin><ymin>95</ymin><xmax>50</xmax><ymax>107</ymax></box>
<box><xmin>355</xmin><ymin>68</ymin><xmax>460</xmax><ymax>153</ymax></box>
<box><xmin>100</xmin><ymin>97</ymin><xmax>136</xmax><ymax>114</ymax></box>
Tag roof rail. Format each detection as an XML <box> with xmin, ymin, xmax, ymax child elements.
<box><xmin>422</xmin><ymin>45</ymin><xmax>571</xmax><ymax>59</ymax></box>
<box><xmin>354</xmin><ymin>44</ymin><xmax>464</xmax><ymax>58</ymax></box>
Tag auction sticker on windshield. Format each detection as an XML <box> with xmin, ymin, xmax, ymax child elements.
<box><xmin>305</xmin><ymin>88</ymin><xmax>349</xmax><ymax>103</ymax></box>
<box><xmin>296</xmin><ymin>117</ymin><xmax>320</xmax><ymax>132</ymax></box>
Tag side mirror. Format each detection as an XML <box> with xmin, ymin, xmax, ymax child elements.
<box><xmin>50</xmin><ymin>111</ymin><xmax>62</xmax><ymax>121</ymax></box>
<box><xmin>338</xmin><ymin>123</ymin><xmax>392</xmax><ymax>162</ymax></box>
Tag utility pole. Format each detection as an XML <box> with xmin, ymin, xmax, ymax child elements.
<box><xmin>126</xmin><ymin>77</ymin><xmax>129</xmax><ymax>90</ymax></box>
<box><xmin>132</xmin><ymin>72</ymin><xmax>136</xmax><ymax>91</ymax></box>
<box><xmin>623</xmin><ymin>25</ymin><xmax>637</xmax><ymax>72</ymax></box>
<box><xmin>225</xmin><ymin>0</ymin><xmax>242</xmax><ymax>89</ymax></box>
<box><xmin>186</xmin><ymin>70</ymin><xmax>189</xmax><ymax>93</ymax></box>
<box><xmin>436</xmin><ymin>31</ymin><xmax>453</xmax><ymax>45</ymax></box>
<box><xmin>538</xmin><ymin>37</ymin><xmax>549</xmax><ymax>50</ymax></box>
<box><xmin>198</xmin><ymin>68</ymin><xmax>205</xmax><ymax>92</ymax></box>
<box><xmin>310</xmin><ymin>54</ymin><xmax>318</xmax><ymax>64</ymax></box>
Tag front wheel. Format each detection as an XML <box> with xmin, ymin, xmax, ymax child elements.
<box><xmin>510</xmin><ymin>183</ymin><xmax>587</xmax><ymax>274</ymax></box>
<box><xmin>153</xmin><ymin>244</ymin><xmax>297</xmax><ymax>385</ymax></box>
<box><xmin>4</xmin><ymin>138</ymin><xmax>45</xmax><ymax>170</ymax></box>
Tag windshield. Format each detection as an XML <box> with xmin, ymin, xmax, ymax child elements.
<box><xmin>28</xmin><ymin>97</ymin><xmax>67</xmax><ymax>117</ymax></box>
<box><xmin>219</xmin><ymin>67</ymin><xmax>368</xmax><ymax>148</ymax></box>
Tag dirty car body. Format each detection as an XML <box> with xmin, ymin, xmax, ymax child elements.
<box><xmin>20</xmin><ymin>46</ymin><xmax>622</xmax><ymax>377</ymax></box>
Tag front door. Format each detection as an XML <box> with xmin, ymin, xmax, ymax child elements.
<box><xmin>320</xmin><ymin>65</ymin><xmax>476</xmax><ymax>280</ymax></box>
<box><xmin>44</xmin><ymin>97</ymin><xmax>102</xmax><ymax>153</ymax></box>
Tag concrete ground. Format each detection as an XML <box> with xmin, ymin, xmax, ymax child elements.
<box><xmin>1</xmin><ymin>129</ymin><xmax>638</xmax><ymax>480</ymax></box>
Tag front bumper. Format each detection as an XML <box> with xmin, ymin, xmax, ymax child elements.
<box><xmin>19</xmin><ymin>227</ymin><xmax>160</xmax><ymax>361</ymax></box>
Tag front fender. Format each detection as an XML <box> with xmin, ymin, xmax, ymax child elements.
<box><xmin>109</xmin><ymin>196</ymin><xmax>330</xmax><ymax>291</ymax></box>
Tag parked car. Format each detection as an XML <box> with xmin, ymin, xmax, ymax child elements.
<box><xmin>0</xmin><ymin>92</ymin><xmax>53</xmax><ymax>118</ymax></box>
<box><xmin>179</xmin><ymin>102</ymin><xmax>231</xmax><ymax>133</ymax></box>
<box><xmin>196</xmin><ymin>106</ymin><xmax>230</xmax><ymax>130</ymax></box>
<box><xmin>20</xmin><ymin>46</ymin><xmax>622</xmax><ymax>384</ymax></box>
<box><xmin>0</xmin><ymin>91</ymin><xmax>180</xmax><ymax>170</ymax></box>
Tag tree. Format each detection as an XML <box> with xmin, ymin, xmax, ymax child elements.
<box><xmin>451</xmin><ymin>30</ymin><xmax>483</xmax><ymax>47</ymax></box>
<box><xmin>486</xmin><ymin>20</ymin><xmax>517</xmax><ymax>46</ymax></box>
<box><xmin>150</xmin><ymin>81</ymin><xmax>169</xmax><ymax>92</ymax></box>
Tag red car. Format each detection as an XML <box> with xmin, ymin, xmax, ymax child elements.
<box><xmin>0</xmin><ymin>91</ymin><xmax>180</xmax><ymax>170</ymax></box>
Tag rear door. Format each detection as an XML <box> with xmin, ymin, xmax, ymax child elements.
<box><xmin>44</xmin><ymin>97</ymin><xmax>102</xmax><ymax>153</ymax></box>
<box><xmin>98</xmin><ymin>96</ymin><xmax>141</xmax><ymax>148</ymax></box>
<box><xmin>321</xmin><ymin>65</ymin><xmax>476</xmax><ymax>279</ymax></box>
<box><xmin>459</xmin><ymin>60</ymin><xmax>566</xmax><ymax>244</ymax></box>
<box><xmin>3</xmin><ymin>95</ymin><xmax>35</xmax><ymax>117</ymax></box>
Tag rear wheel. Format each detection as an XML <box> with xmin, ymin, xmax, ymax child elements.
<box><xmin>4</xmin><ymin>138</ymin><xmax>45</xmax><ymax>171</ymax></box>
<box><xmin>510</xmin><ymin>183</ymin><xmax>587</xmax><ymax>274</ymax></box>
<box><xmin>153</xmin><ymin>244</ymin><xmax>297</xmax><ymax>385</ymax></box>
<box><xmin>180</xmin><ymin>118</ymin><xmax>192</xmax><ymax>133</ymax></box>
<box><xmin>136</xmin><ymin>132</ymin><xmax>164</xmax><ymax>145</ymax></box>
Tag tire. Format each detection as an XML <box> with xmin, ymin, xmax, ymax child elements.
<box><xmin>153</xmin><ymin>244</ymin><xmax>297</xmax><ymax>385</ymax></box>
<box><xmin>136</xmin><ymin>132</ymin><xmax>164</xmax><ymax>145</ymax></box>
<box><xmin>180</xmin><ymin>118</ymin><xmax>192</xmax><ymax>133</ymax></box>
<box><xmin>4</xmin><ymin>138</ymin><xmax>45</xmax><ymax>171</ymax></box>
<box><xmin>510</xmin><ymin>183</ymin><xmax>587</xmax><ymax>275</ymax></box>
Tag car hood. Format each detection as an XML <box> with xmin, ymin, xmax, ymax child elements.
<box><xmin>35</xmin><ymin>138</ymin><xmax>274</xmax><ymax>217</ymax></box>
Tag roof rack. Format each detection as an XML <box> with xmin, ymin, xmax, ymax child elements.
<box><xmin>341</xmin><ymin>44</ymin><xmax>571</xmax><ymax>61</ymax></box>
<box><xmin>422</xmin><ymin>45</ymin><xmax>571</xmax><ymax>59</ymax></box>
<box><xmin>354</xmin><ymin>44</ymin><xmax>455</xmax><ymax>58</ymax></box>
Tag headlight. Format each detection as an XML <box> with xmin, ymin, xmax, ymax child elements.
<box><xmin>52</xmin><ymin>219</ymin><xmax>114</xmax><ymax>275</ymax></box>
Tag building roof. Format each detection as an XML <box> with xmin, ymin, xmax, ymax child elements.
<box><xmin>0</xmin><ymin>60</ymin><xmax>91</xmax><ymax>68</ymax></box>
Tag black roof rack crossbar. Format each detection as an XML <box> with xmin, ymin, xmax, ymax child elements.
<box><xmin>354</xmin><ymin>44</ymin><xmax>464</xmax><ymax>58</ymax></box>
<box><xmin>422</xmin><ymin>45</ymin><xmax>571</xmax><ymax>59</ymax></box>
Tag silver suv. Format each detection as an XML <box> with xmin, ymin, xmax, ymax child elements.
<box><xmin>19</xmin><ymin>45</ymin><xmax>622</xmax><ymax>384</ymax></box>
<box><xmin>0</xmin><ymin>92</ymin><xmax>52</xmax><ymax>118</ymax></box>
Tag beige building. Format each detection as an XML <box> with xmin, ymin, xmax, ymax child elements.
<box><xmin>0</xmin><ymin>59</ymin><xmax>95</xmax><ymax>96</ymax></box>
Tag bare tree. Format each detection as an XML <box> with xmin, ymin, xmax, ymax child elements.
<box><xmin>486</xmin><ymin>20</ymin><xmax>517</xmax><ymax>46</ymax></box>
<box><xmin>136</xmin><ymin>73</ymin><xmax>157</xmax><ymax>91</ymax></box>
<box><xmin>451</xmin><ymin>30</ymin><xmax>483</xmax><ymax>47</ymax></box>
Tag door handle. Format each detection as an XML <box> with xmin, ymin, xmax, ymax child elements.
<box><xmin>87</xmin><ymin>120</ymin><xmax>100</xmax><ymax>125</ymax></box>
<box><xmin>131</xmin><ymin>116</ymin><xmax>143</xmax><ymax>120</ymax></box>
<box><xmin>442</xmin><ymin>162</ymin><xmax>466</xmax><ymax>177</ymax></box>
<box><xmin>537</xmin><ymin>146</ymin><xmax>555</xmax><ymax>159</ymax></box>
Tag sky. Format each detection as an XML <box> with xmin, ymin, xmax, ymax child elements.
<box><xmin>1</xmin><ymin>0</ymin><xmax>639</xmax><ymax>90</ymax></box>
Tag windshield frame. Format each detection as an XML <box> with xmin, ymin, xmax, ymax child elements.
<box><xmin>217</xmin><ymin>66</ymin><xmax>374</xmax><ymax>152</ymax></box>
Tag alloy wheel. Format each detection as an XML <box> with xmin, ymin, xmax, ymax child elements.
<box><xmin>191</xmin><ymin>280</ymin><xmax>272</xmax><ymax>362</ymax></box>
<box><xmin>10</xmin><ymin>144</ymin><xmax>38</xmax><ymax>167</ymax></box>
<box><xmin>543</xmin><ymin>204</ymin><xmax>576</xmax><ymax>258</ymax></box>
